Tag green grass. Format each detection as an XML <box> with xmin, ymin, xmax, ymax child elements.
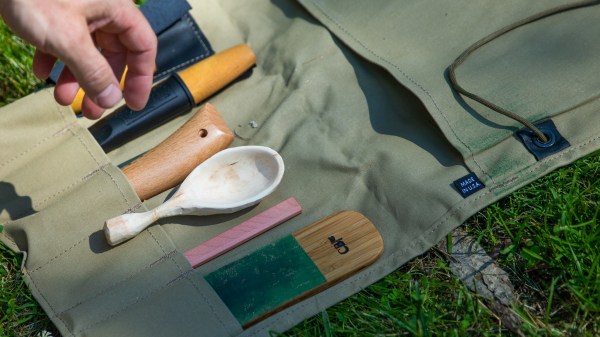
<box><xmin>281</xmin><ymin>153</ymin><xmax>599</xmax><ymax>337</ymax></box>
<box><xmin>0</xmin><ymin>19</ymin><xmax>56</xmax><ymax>337</ymax></box>
<box><xmin>467</xmin><ymin>154</ymin><xmax>600</xmax><ymax>336</ymax></box>
<box><xmin>0</xmin><ymin>239</ymin><xmax>59</xmax><ymax>337</ymax></box>
<box><xmin>283</xmin><ymin>256</ymin><xmax>503</xmax><ymax>337</ymax></box>
<box><xmin>0</xmin><ymin>22</ymin><xmax>43</xmax><ymax>105</ymax></box>
<box><xmin>0</xmin><ymin>18</ymin><xmax>599</xmax><ymax>337</ymax></box>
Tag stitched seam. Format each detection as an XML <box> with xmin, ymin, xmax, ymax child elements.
<box><xmin>75</xmin><ymin>268</ymin><xmax>190</xmax><ymax>334</ymax></box>
<box><xmin>1</xmin><ymin>98</ymin><xmax>74</xmax><ymax>336</ymax></box>
<box><xmin>65</xmin><ymin>125</ymin><xmax>103</xmax><ymax>166</ymax></box>
<box><xmin>56</xmin><ymin>251</ymin><xmax>178</xmax><ymax>315</ymax></box>
<box><xmin>24</xmin><ymin>166</ymin><xmax>106</xmax><ymax>221</ymax></box>
<box><xmin>25</xmin><ymin>114</ymin><xmax>144</xmax><ymax>273</ymax></box>
<box><xmin>98</xmin><ymin>165</ymin><xmax>140</xmax><ymax>210</ymax></box>
<box><xmin>2</xmin><ymin>119</ymin><xmax>108</xmax><ymax>219</ymax></box>
<box><xmin>388</xmin><ymin>134</ymin><xmax>600</xmax><ymax>260</ymax></box>
<box><xmin>155</xmin><ymin>56</ymin><xmax>203</xmax><ymax>79</ymax></box>
<box><xmin>76</xmin><ymin>253</ymin><xmax>228</xmax><ymax>334</ymax></box>
<box><xmin>29</xmin><ymin>237</ymin><xmax>88</xmax><ymax>273</ymax></box>
<box><xmin>66</xmin><ymin>124</ymin><xmax>138</xmax><ymax>210</ymax></box>
<box><xmin>3</xmin><ymin>92</ymin><xmax>139</xmax><ymax>336</ymax></box>
<box><xmin>49</xmin><ymin>90</ymin><xmax>70</xmax><ymax>124</ymax></box>
<box><xmin>148</xmin><ymin>224</ymin><xmax>169</xmax><ymax>255</ymax></box>
<box><xmin>5</xmin><ymin>170</ymin><xmax>105</xmax><ymax>274</ymax></box>
<box><xmin>306</xmin><ymin>0</ymin><xmax>494</xmax><ymax>184</ymax></box>
<box><xmin>148</xmin><ymin>221</ymin><xmax>230</xmax><ymax>331</ymax></box>
<box><xmin>23</xmin><ymin>269</ymin><xmax>75</xmax><ymax>337</ymax></box>
<box><xmin>0</xmin><ymin>124</ymin><xmax>73</xmax><ymax>169</ymax></box>
<box><xmin>181</xmin><ymin>268</ymin><xmax>230</xmax><ymax>331</ymax></box>
<box><xmin>14</xmin><ymin>168</ymin><xmax>114</xmax><ymax>275</ymax></box>
<box><xmin>249</xmin><ymin>133</ymin><xmax>600</xmax><ymax>336</ymax></box>
<box><xmin>184</xmin><ymin>14</ymin><xmax>211</xmax><ymax>59</ymax></box>
<box><xmin>488</xmin><ymin>134</ymin><xmax>600</xmax><ymax>192</ymax></box>
<box><xmin>154</xmin><ymin>15</ymin><xmax>212</xmax><ymax>79</ymax></box>
<box><xmin>167</xmin><ymin>251</ymin><xmax>230</xmax><ymax>332</ymax></box>
<box><xmin>121</xmin><ymin>203</ymin><xmax>146</xmax><ymax>214</ymax></box>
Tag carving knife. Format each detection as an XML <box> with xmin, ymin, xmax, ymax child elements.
<box><xmin>88</xmin><ymin>44</ymin><xmax>255</xmax><ymax>153</ymax></box>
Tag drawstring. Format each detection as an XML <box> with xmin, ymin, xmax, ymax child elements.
<box><xmin>448</xmin><ymin>0</ymin><xmax>600</xmax><ymax>144</ymax></box>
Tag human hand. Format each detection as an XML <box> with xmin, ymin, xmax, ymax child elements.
<box><xmin>0</xmin><ymin>0</ymin><xmax>157</xmax><ymax>119</ymax></box>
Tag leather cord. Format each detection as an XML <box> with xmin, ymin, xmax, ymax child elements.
<box><xmin>448</xmin><ymin>0</ymin><xmax>600</xmax><ymax>143</ymax></box>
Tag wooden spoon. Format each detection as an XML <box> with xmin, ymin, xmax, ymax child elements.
<box><xmin>120</xmin><ymin>103</ymin><xmax>234</xmax><ymax>201</ymax></box>
<box><xmin>104</xmin><ymin>146</ymin><xmax>285</xmax><ymax>246</ymax></box>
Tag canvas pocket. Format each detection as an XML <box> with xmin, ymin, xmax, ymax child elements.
<box><xmin>3</xmin><ymin>1</ymin><xmax>600</xmax><ymax>337</ymax></box>
<box><xmin>295</xmin><ymin>0</ymin><xmax>600</xmax><ymax>185</ymax></box>
<box><xmin>0</xmin><ymin>89</ymin><xmax>244</xmax><ymax>337</ymax></box>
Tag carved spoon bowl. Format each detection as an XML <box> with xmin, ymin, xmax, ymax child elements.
<box><xmin>104</xmin><ymin>146</ymin><xmax>285</xmax><ymax>246</ymax></box>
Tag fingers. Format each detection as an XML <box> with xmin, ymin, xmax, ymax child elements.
<box><xmin>79</xmin><ymin>38</ymin><xmax>128</xmax><ymax>119</ymax></box>
<box><xmin>9</xmin><ymin>0</ymin><xmax>157</xmax><ymax>119</ymax></box>
<box><xmin>65</xmin><ymin>1</ymin><xmax>155</xmax><ymax>116</ymax></box>
<box><xmin>112</xmin><ymin>6</ymin><xmax>157</xmax><ymax>111</ymax></box>
<box><xmin>87</xmin><ymin>0</ymin><xmax>156</xmax><ymax>112</ymax></box>
<box><xmin>81</xmin><ymin>95</ymin><xmax>107</xmax><ymax>120</ymax></box>
<box><xmin>58</xmin><ymin>27</ymin><xmax>123</xmax><ymax>110</ymax></box>
<box><xmin>32</xmin><ymin>50</ymin><xmax>57</xmax><ymax>80</ymax></box>
<box><xmin>54</xmin><ymin>66</ymin><xmax>80</xmax><ymax>106</ymax></box>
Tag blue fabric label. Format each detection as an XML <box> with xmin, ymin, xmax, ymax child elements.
<box><xmin>454</xmin><ymin>173</ymin><xmax>485</xmax><ymax>198</ymax></box>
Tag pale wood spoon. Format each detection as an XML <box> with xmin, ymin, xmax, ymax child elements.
<box><xmin>104</xmin><ymin>146</ymin><xmax>285</xmax><ymax>246</ymax></box>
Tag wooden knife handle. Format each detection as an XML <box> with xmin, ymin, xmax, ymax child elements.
<box><xmin>121</xmin><ymin>103</ymin><xmax>234</xmax><ymax>200</ymax></box>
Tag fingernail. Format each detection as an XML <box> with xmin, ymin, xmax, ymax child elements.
<box><xmin>95</xmin><ymin>84</ymin><xmax>122</xmax><ymax>108</ymax></box>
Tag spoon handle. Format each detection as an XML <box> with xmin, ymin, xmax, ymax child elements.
<box><xmin>121</xmin><ymin>103</ymin><xmax>234</xmax><ymax>201</ymax></box>
<box><xmin>105</xmin><ymin>195</ymin><xmax>188</xmax><ymax>246</ymax></box>
<box><xmin>104</xmin><ymin>210</ymin><xmax>159</xmax><ymax>246</ymax></box>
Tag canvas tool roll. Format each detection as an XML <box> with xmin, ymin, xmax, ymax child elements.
<box><xmin>1</xmin><ymin>0</ymin><xmax>599</xmax><ymax>336</ymax></box>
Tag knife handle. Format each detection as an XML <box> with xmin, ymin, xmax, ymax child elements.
<box><xmin>121</xmin><ymin>103</ymin><xmax>234</xmax><ymax>200</ymax></box>
<box><xmin>89</xmin><ymin>75</ymin><xmax>194</xmax><ymax>152</ymax></box>
<box><xmin>88</xmin><ymin>44</ymin><xmax>255</xmax><ymax>152</ymax></box>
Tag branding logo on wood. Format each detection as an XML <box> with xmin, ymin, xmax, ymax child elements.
<box><xmin>328</xmin><ymin>235</ymin><xmax>349</xmax><ymax>254</ymax></box>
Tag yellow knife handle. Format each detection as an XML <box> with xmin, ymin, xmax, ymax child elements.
<box><xmin>177</xmin><ymin>44</ymin><xmax>256</xmax><ymax>104</ymax></box>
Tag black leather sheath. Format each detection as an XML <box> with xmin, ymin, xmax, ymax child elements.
<box><xmin>48</xmin><ymin>0</ymin><xmax>214</xmax><ymax>84</ymax></box>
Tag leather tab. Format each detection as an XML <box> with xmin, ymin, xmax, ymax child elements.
<box><xmin>153</xmin><ymin>13</ymin><xmax>214</xmax><ymax>80</ymax></box>
<box><xmin>140</xmin><ymin>0</ymin><xmax>191</xmax><ymax>34</ymax></box>
<box><xmin>516</xmin><ymin>119</ymin><xmax>571</xmax><ymax>161</ymax></box>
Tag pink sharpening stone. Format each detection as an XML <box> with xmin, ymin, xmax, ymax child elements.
<box><xmin>184</xmin><ymin>197</ymin><xmax>302</xmax><ymax>268</ymax></box>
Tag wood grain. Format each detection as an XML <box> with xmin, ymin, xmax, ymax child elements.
<box><xmin>121</xmin><ymin>103</ymin><xmax>234</xmax><ymax>200</ymax></box>
<box><xmin>294</xmin><ymin>211</ymin><xmax>384</xmax><ymax>283</ymax></box>
<box><xmin>184</xmin><ymin>197</ymin><xmax>302</xmax><ymax>268</ymax></box>
<box><xmin>205</xmin><ymin>210</ymin><xmax>384</xmax><ymax>328</ymax></box>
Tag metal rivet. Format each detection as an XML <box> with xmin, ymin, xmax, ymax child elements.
<box><xmin>533</xmin><ymin>129</ymin><xmax>556</xmax><ymax>148</ymax></box>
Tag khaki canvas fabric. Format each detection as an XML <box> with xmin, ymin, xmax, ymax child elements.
<box><xmin>1</xmin><ymin>0</ymin><xmax>599</xmax><ymax>336</ymax></box>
